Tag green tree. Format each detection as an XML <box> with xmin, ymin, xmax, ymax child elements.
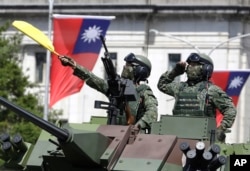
<box><xmin>0</xmin><ymin>21</ymin><xmax>46</xmax><ymax>144</ymax></box>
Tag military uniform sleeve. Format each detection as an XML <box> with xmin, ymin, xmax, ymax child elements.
<box><xmin>140</xmin><ymin>88</ymin><xmax>158</xmax><ymax>127</ymax></box>
<box><xmin>73</xmin><ymin>64</ymin><xmax>109</xmax><ymax>95</ymax></box>
<box><xmin>209</xmin><ymin>85</ymin><xmax>237</xmax><ymax>129</ymax></box>
<box><xmin>157</xmin><ymin>71</ymin><xmax>179</xmax><ymax>96</ymax></box>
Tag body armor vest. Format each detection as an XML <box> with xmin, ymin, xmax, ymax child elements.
<box><xmin>173</xmin><ymin>81</ymin><xmax>215</xmax><ymax>117</ymax></box>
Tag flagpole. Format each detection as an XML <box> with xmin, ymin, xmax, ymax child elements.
<box><xmin>44</xmin><ymin>0</ymin><xmax>54</xmax><ymax>120</ymax></box>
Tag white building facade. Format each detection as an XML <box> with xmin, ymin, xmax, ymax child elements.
<box><xmin>1</xmin><ymin>0</ymin><xmax>250</xmax><ymax>143</ymax></box>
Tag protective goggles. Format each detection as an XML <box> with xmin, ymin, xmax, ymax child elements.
<box><xmin>124</xmin><ymin>53</ymin><xmax>136</xmax><ymax>63</ymax></box>
<box><xmin>124</xmin><ymin>53</ymin><xmax>141</xmax><ymax>66</ymax></box>
<box><xmin>186</xmin><ymin>53</ymin><xmax>201</xmax><ymax>63</ymax></box>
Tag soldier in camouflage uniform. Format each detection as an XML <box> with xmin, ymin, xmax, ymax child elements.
<box><xmin>157</xmin><ymin>53</ymin><xmax>237</xmax><ymax>142</ymax></box>
<box><xmin>59</xmin><ymin>53</ymin><xmax>158</xmax><ymax>132</ymax></box>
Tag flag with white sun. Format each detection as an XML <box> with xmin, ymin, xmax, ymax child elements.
<box><xmin>212</xmin><ymin>70</ymin><xmax>250</xmax><ymax>98</ymax></box>
<box><xmin>211</xmin><ymin>70</ymin><xmax>250</xmax><ymax>127</ymax></box>
<box><xmin>50</xmin><ymin>14</ymin><xmax>115</xmax><ymax>107</ymax></box>
<box><xmin>73</xmin><ymin>18</ymin><xmax>111</xmax><ymax>54</ymax></box>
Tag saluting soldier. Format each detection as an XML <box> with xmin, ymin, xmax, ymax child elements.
<box><xmin>157</xmin><ymin>53</ymin><xmax>237</xmax><ymax>142</ymax></box>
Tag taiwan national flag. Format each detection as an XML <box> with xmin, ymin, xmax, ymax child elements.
<box><xmin>49</xmin><ymin>14</ymin><xmax>115</xmax><ymax>108</ymax></box>
<box><xmin>211</xmin><ymin>70</ymin><xmax>250</xmax><ymax>127</ymax></box>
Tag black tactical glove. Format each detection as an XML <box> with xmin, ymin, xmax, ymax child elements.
<box><xmin>59</xmin><ymin>56</ymin><xmax>76</xmax><ymax>68</ymax></box>
<box><xmin>169</xmin><ymin>62</ymin><xmax>187</xmax><ymax>79</ymax></box>
<box><xmin>135</xmin><ymin>120</ymin><xmax>146</xmax><ymax>130</ymax></box>
<box><xmin>216</xmin><ymin>126</ymin><xmax>226</xmax><ymax>142</ymax></box>
<box><xmin>134</xmin><ymin>120</ymin><xmax>150</xmax><ymax>134</ymax></box>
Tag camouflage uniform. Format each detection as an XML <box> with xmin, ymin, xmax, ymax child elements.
<box><xmin>73</xmin><ymin>64</ymin><xmax>158</xmax><ymax>129</ymax></box>
<box><xmin>157</xmin><ymin>71</ymin><xmax>236</xmax><ymax>129</ymax></box>
<box><xmin>157</xmin><ymin>53</ymin><xmax>236</xmax><ymax>142</ymax></box>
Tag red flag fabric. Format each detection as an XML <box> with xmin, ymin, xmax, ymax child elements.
<box><xmin>211</xmin><ymin>70</ymin><xmax>250</xmax><ymax>127</ymax></box>
<box><xmin>49</xmin><ymin>14</ymin><xmax>115</xmax><ymax>108</ymax></box>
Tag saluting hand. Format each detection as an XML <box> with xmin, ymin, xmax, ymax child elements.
<box><xmin>173</xmin><ymin>61</ymin><xmax>187</xmax><ymax>75</ymax></box>
<box><xmin>176</xmin><ymin>61</ymin><xmax>187</xmax><ymax>70</ymax></box>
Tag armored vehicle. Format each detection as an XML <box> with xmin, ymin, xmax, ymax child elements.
<box><xmin>1</xmin><ymin>96</ymin><xmax>249</xmax><ymax>171</ymax></box>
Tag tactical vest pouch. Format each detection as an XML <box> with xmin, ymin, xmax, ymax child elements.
<box><xmin>173</xmin><ymin>93</ymin><xmax>204</xmax><ymax>116</ymax></box>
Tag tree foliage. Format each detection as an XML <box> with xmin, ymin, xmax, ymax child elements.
<box><xmin>0</xmin><ymin>21</ymin><xmax>43</xmax><ymax>144</ymax></box>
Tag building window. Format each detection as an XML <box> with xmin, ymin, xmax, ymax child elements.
<box><xmin>35</xmin><ymin>52</ymin><xmax>46</xmax><ymax>83</ymax></box>
<box><xmin>168</xmin><ymin>53</ymin><xmax>181</xmax><ymax>81</ymax></box>
<box><xmin>104</xmin><ymin>52</ymin><xmax>117</xmax><ymax>79</ymax></box>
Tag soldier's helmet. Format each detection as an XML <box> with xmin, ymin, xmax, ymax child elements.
<box><xmin>124</xmin><ymin>53</ymin><xmax>151</xmax><ymax>82</ymax></box>
<box><xmin>186</xmin><ymin>53</ymin><xmax>214</xmax><ymax>79</ymax></box>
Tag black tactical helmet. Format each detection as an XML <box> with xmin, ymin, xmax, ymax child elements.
<box><xmin>186</xmin><ymin>53</ymin><xmax>214</xmax><ymax>79</ymax></box>
<box><xmin>124</xmin><ymin>53</ymin><xmax>151</xmax><ymax>82</ymax></box>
